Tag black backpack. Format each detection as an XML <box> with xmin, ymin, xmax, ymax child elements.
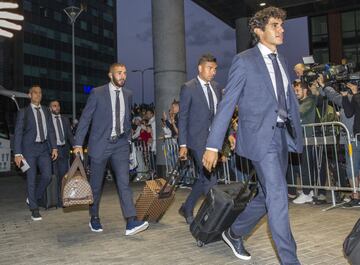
<box><xmin>344</xmin><ymin>218</ymin><xmax>360</xmax><ymax>265</ymax></box>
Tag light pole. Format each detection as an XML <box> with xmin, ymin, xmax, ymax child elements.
<box><xmin>132</xmin><ymin>67</ymin><xmax>154</xmax><ymax>104</ymax></box>
<box><xmin>64</xmin><ymin>5</ymin><xmax>83</xmax><ymax>122</ymax></box>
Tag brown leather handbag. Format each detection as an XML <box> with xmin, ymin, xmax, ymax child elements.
<box><xmin>62</xmin><ymin>156</ymin><xmax>93</xmax><ymax>207</ymax></box>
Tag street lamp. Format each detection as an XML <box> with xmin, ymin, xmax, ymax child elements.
<box><xmin>64</xmin><ymin>5</ymin><xmax>84</xmax><ymax>122</ymax></box>
<box><xmin>132</xmin><ymin>67</ymin><xmax>154</xmax><ymax>104</ymax></box>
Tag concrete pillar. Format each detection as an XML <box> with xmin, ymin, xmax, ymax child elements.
<box><xmin>151</xmin><ymin>0</ymin><xmax>187</xmax><ymax>176</ymax></box>
<box><xmin>235</xmin><ymin>17</ymin><xmax>252</xmax><ymax>53</ymax></box>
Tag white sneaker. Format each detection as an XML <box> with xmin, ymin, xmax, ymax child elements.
<box><xmin>293</xmin><ymin>191</ymin><xmax>313</xmax><ymax>204</ymax></box>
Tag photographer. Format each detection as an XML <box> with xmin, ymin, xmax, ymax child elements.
<box><xmin>341</xmin><ymin>82</ymin><xmax>360</xmax><ymax>207</ymax></box>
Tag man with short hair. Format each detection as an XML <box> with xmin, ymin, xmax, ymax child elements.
<box><xmin>203</xmin><ymin>7</ymin><xmax>302</xmax><ymax>264</ymax></box>
<box><xmin>292</xmin><ymin>80</ymin><xmax>316</xmax><ymax>204</ymax></box>
<box><xmin>178</xmin><ymin>53</ymin><xmax>222</xmax><ymax>224</ymax></box>
<box><xmin>14</xmin><ymin>85</ymin><xmax>58</xmax><ymax>221</ymax></box>
<box><xmin>73</xmin><ymin>63</ymin><xmax>149</xmax><ymax>235</ymax></box>
<box><xmin>49</xmin><ymin>100</ymin><xmax>74</xmax><ymax>207</ymax></box>
<box><xmin>294</xmin><ymin>63</ymin><xmax>306</xmax><ymax>78</ymax></box>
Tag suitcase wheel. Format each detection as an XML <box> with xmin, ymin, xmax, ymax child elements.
<box><xmin>196</xmin><ymin>240</ymin><xmax>204</xmax><ymax>247</ymax></box>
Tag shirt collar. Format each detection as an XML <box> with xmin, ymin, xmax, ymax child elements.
<box><xmin>31</xmin><ymin>103</ymin><xmax>41</xmax><ymax>109</ymax></box>
<box><xmin>109</xmin><ymin>82</ymin><xmax>122</xmax><ymax>91</ymax></box>
<box><xmin>197</xmin><ymin>76</ymin><xmax>210</xmax><ymax>86</ymax></box>
<box><xmin>257</xmin><ymin>42</ymin><xmax>277</xmax><ymax>57</ymax></box>
<box><xmin>51</xmin><ymin>113</ymin><xmax>61</xmax><ymax>118</ymax></box>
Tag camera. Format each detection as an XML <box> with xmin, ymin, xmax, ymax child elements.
<box><xmin>300</xmin><ymin>56</ymin><xmax>359</xmax><ymax>92</ymax></box>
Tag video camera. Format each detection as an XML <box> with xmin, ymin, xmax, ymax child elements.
<box><xmin>300</xmin><ymin>56</ymin><xmax>360</xmax><ymax>91</ymax></box>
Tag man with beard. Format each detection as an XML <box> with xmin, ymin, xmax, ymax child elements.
<box><xmin>73</xmin><ymin>63</ymin><xmax>149</xmax><ymax>235</ymax></box>
<box><xmin>49</xmin><ymin>100</ymin><xmax>74</xmax><ymax>207</ymax></box>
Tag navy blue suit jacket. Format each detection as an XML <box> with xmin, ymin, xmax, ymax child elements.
<box><xmin>60</xmin><ymin>115</ymin><xmax>74</xmax><ymax>148</ymax></box>
<box><xmin>178</xmin><ymin>78</ymin><xmax>222</xmax><ymax>151</ymax></box>
<box><xmin>74</xmin><ymin>84</ymin><xmax>132</xmax><ymax>160</ymax></box>
<box><xmin>14</xmin><ymin>105</ymin><xmax>57</xmax><ymax>156</ymax></box>
<box><xmin>206</xmin><ymin>46</ymin><xmax>303</xmax><ymax>161</ymax></box>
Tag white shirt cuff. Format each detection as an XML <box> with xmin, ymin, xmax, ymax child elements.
<box><xmin>206</xmin><ymin>147</ymin><xmax>218</xmax><ymax>152</ymax></box>
<box><xmin>180</xmin><ymin>145</ymin><xmax>186</xmax><ymax>148</ymax></box>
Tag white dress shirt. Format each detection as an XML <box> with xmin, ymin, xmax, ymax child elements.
<box><xmin>257</xmin><ymin>42</ymin><xmax>289</xmax><ymax>122</ymax></box>
<box><xmin>30</xmin><ymin>104</ymin><xmax>47</xmax><ymax>142</ymax></box>
<box><xmin>52</xmin><ymin>113</ymin><xmax>65</xmax><ymax>145</ymax></box>
<box><xmin>197</xmin><ymin>76</ymin><xmax>218</xmax><ymax>114</ymax></box>
<box><xmin>109</xmin><ymin>82</ymin><xmax>125</xmax><ymax>137</ymax></box>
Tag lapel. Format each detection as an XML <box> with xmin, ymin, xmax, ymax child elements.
<box><xmin>278</xmin><ymin>54</ymin><xmax>291</xmax><ymax>99</ymax></box>
<box><xmin>27</xmin><ymin>105</ymin><xmax>37</xmax><ymax>128</ymax></box>
<box><xmin>253</xmin><ymin>46</ymin><xmax>277</xmax><ymax>101</ymax></box>
<box><xmin>210</xmin><ymin>81</ymin><xmax>221</xmax><ymax>102</ymax></box>
<box><xmin>122</xmin><ymin>87</ymin><xmax>129</xmax><ymax>121</ymax></box>
<box><xmin>195</xmin><ymin>78</ymin><xmax>210</xmax><ymax>109</ymax></box>
<box><xmin>104</xmin><ymin>84</ymin><xmax>113</xmax><ymax>120</ymax></box>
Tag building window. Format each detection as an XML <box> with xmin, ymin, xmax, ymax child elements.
<box><xmin>54</xmin><ymin>11</ymin><xmax>62</xmax><ymax>22</ymax></box>
<box><xmin>39</xmin><ymin>7</ymin><xmax>49</xmax><ymax>18</ymax></box>
<box><xmin>103</xmin><ymin>29</ymin><xmax>113</xmax><ymax>39</ymax></box>
<box><xmin>92</xmin><ymin>25</ymin><xmax>99</xmax><ymax>35</ymax></box>
<box><xmin>23</xmin><ymin>0</ymin><xmax>32</xmax><ymax>11</ymax></box>
<box><xmin>103</xmin><ymin>13</ymin><xmax>113</xmax><ymax>23</ymax></box>
<box><xmin>80</xmin><ymin>21</ymin><xmax>87</xmax><ymax>31</ymax></box>
<box><xmin>106</xmin><ymin>0</ymin><xmax>113</xmax><ymax>7</ymax></box>
<box><xmin>311</xmin><ymin>15</ymin><xmax>328</xmax><ymax>42</ymax></box>
<box><xmin>342</xmin><ymin>11</ymin><xmax>356</xmax><ymax>38</ymax></box>
<box><xmin>91</xmin><ymin>8</ymin><xmax>98</xmax><ymax>17</ymax></box>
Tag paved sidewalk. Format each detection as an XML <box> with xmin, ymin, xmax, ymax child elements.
<box><xmin>0</xmin><ymin>175</ymin><xmax>358</xmax><ymax>265</ymax></box>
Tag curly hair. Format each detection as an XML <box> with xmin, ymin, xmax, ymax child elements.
<box><xmin>249</xmin><ymin>6</ymin><xmax>286</xmax><ymax>43</ymax></box>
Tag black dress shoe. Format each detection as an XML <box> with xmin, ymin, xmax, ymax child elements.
<box><xmin>178</xmin><ymin>204</ymin><xmax>194</xmax><ymax>224</ymax></box>
<box><xmin>222</xmin><ymin>228</ymin><xmax>251</xmax><ymax>260</ymax></box>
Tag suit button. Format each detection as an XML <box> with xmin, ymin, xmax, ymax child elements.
<box><xmin>275</xmin><ymin>110</ymin><xmax>278</xmax><ymax>113</ymax></box>
<box><xmin>272</xmin><ymin>126</ymin><xmax>275</xmax><ymax>130</ymax></box>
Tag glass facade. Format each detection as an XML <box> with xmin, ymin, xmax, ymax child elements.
<box><xmin>309</xmin><ymin>8</ymin><xmax>360</xmax><ymax>70</ymax></box>
<box><xmin>3</xmin><ymin>0</ymin><xmax>117</xmax><ymax>116</ymax></box>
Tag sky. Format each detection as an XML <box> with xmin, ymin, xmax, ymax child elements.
<box><xmin>117</xmin><ymin>0</ymin><xmax>309</xmax><ymax>104</ymax></box>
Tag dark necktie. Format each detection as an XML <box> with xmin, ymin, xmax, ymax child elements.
<box><xmin>35</xmin><ymin>107</ymin><xmax>45</xmax><ymax>142</ymax></box>
<box><xmin>268</xmin><ymin>53</ymin><xmax>288</xmax><ymax>120</ymax></box>
<box><xmin>55</xmin><ymin>115</ymin><xmax>64</xmax><ymax>143</ymax></box>
<box><xmin>205</xmin><ymin>83</ymin><xmax>215</xmax><ymax>120</ymax></box>
<box><xmin>115</xmin><ymin>89</ymin><xmax>121</xmax><ymax>136</ymax></box>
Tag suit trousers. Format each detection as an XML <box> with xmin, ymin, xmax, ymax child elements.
<box><xmin>25</xmin><ymin>142</ymin><xmax>52</xmax><ymax>210</ymax></box>
<box><xmin>183</xmin><ymin>148</ymin><xmax>217</xmax><ymax>215</ymax></box>
<box><xmin>53</xmin><ymin>145</ymin><xmax>70</xmax><ymax>206</ymax></box>
<box><xmin>89</xmin><ymin>136</ymin><xmax>136</xmax><ymax>218</ymax></box>
<box><xmin>230</xmin><ymin>126</ymin><xmax>300</xmax><ymax>265</ymax></box>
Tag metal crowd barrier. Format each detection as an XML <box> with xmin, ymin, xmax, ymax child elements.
<box><xmin>131</xmin><ymin>139</ymin><xmax>156</xmax><ymax>181</ymax></box>
<box><xmin>161</xmin><ymin>137</ymin><xmax>236</xmax><ymax>185</ymax></box>
<box><xmin>287</xmin><ymin>121</ymin><xmax>359</xmax><ymax>211</ymax></box>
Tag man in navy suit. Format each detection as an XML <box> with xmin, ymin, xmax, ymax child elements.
<box><xmin>49</xmin><ymin>100</ymin><xmax>74</xmax><ymax>207</ymax></box>
<box><xmin>14</xmin><ymin>85</ymin><xmax>58</xmax><ymax>221</ymax></box>
<box><xmin>73</xmin><ymin>63</ymin><xmax>149</xmax><ymax>235</ymax></box>
<box><xmin>203</xmin><ymin>7</ymin><xmax>303</xmax><ymax>264</ymax></box>
<box><xmin>178</xmin><ymin>54</ymin><xmax>222</xmax><ymax>224</ymax></box>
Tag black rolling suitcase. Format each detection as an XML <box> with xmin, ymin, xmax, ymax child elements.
<box><xmin>344</xmin><ymin>218</ymin><xmax>360</xmax><ymax>265</ymax></box>
<box><xmin>190</xmin><ymin>180</ymin><xmax>256</xmax><ymax>247</ymax></box>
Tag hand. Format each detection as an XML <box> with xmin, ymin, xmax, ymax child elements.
<box><xmin>0</xmin><ymin>3</ymin><xmax>24</xmax><ymax>38</ymax></box>
<box><xmin>162</xmin><ymin>111</ymin><xmax>167</xmax><ymax>121</ymax></box>
<box><xmin>14</xmin><ymin>155</ymin><xmax>23</xmax><ymax>168</ymax></box>
<box><xmin>73</xmin><ymin>146</ymin><xmax>83</xmax><ymax>157</ymax></box>
<box><xmin>202</xmin><ymin>150</ymin><xmax>218</xmax><ymax>172</ymax></box>
<box><xmin>340</xmin><ymin>91</ymin><xmax>349</xmax><ymax>97</ymax></box>
<box><xmin>228</xmin><ymin>135</ymin><xmax>236</xmax><ymax>150</ymax></box>
<box><xmin>346</xmin><ymin>83</ymin><xmax>358</xmax><ymax>94</ymax></box>
<box><xmin>220</xmin><ymin>155</ymin><xmax>227</xmax><ymax>163</ymax></box>
<box><xmin>179</xmin><ymin>147</ymin><xmax>188</xmax><ymax>160</ymax></box>
<box><xmin>51</xmin><ymin>149</ymin><xmax>58</xmax><ymax>160</ymax></box>
<box><xmin>316</xmin><ymin>74</ymin><xmax>325</xmax><ymax>88</ymax></box>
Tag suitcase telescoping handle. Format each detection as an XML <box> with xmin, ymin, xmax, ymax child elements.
<box><xmin>158</xmin><ymin>158</ymin><xmax>184</xmax><ymax>199</ymax></box>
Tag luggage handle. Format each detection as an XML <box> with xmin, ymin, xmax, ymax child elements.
<box><xmin>158</xmin><ymin>159</ymin><xmax>183</xmax><ymax>199</ymax></box>
<box><xmin>233</xmin><ymin>172</ymin><xmax>258</xmax><ymax>207</ymax></box>
<box><xmin>66</xmin><ymin>154</ymin><xmax>87</xmax><ymax>180</ymax></box>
